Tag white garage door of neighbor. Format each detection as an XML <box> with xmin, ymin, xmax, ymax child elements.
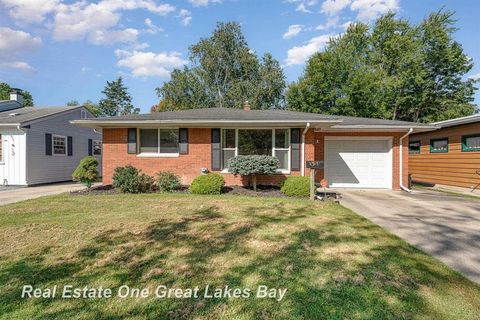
<box><xmin>324</xmin><ymin>137</ymin><xmax>393</xmax><ymax>189</ymax></box>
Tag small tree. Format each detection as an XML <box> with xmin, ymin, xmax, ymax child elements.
<box><xmin>72</xmin><ymin>156</ymin><xmax>99</xmax><ymax>188</ymax></box>
<box><xmin>228</xmin><ymin>155</ymin><xmax>279</xmax><ymax>191</ymax></box>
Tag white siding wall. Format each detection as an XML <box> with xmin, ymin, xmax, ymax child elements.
<box><xmin>0</xmin><ymin>128</ymin><xmax>27</xmax><ymax>185</ymax></box>
<box><xmin>26</xmin><ymin>108</ymin><xmax>102</xmax><ymax>185</ymax></box>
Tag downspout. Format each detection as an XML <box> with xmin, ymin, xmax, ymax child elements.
<box><xmin>399</xmin><ymin>128</ymin><xmax>414</xmax><ymax>192</ymax></box>
<box><xmin>301</xmin><ymin>122</ymin><xmax>311</xmax><ymax>176</ymax></box>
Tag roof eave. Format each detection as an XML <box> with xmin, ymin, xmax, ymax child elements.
<box><xmin>71</xmin><ymin>119</ymin><xmax>343</xmax><ymax>129</ymax></box>
<box><xmin>0</xmin><ymin>123</ymin><xmax>21</xmax><ymax>127</ymax></box>
<box><xmin>318</xmin><ymin>125</ymin><xmax>439</xmax><ymax>132</ymax></box>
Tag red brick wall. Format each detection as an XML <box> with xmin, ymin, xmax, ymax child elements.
<box><xmin>102</xmin><ymin>128</ymin><xmax>408</xmax><ymax>189</ymax></box>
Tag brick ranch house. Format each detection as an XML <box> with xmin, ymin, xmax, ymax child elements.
<box><xmin>72</xmin><ymin>107</ymin><xmax>436</xmax><ymax>190</ymax></box>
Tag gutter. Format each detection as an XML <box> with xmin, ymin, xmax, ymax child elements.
<box><xmin>301</xmin><ymin>122</ymin><xmax>311</xmax><ymax>177</ymax></box>
<box><xmin>399</xmin><ymin>128</ymin><xmax>414</xmax><ymax>192</ymax></box>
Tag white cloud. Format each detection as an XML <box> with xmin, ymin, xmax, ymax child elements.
<box><xmin>81</xmin><ymin>66</ymin><xmax>90</xmax><ymax>74</ymax></box>
<box><xmin>115</xmin><ymin>49</ymin><xmax>186</xmax><ymax>77</ymax></box>
<box><xmin>0</xmin><ymin>27</ymin><xmax>42</xmax><ymax>53</ymax></box>
<box><xmin>178</xmin><ymin>9</ymin><xmax>192</xmax><ymax>26</ymax></box>
<box><xmin>320</xmin><ymin>0</ymin><xmax>351</xmax><ymax>16</ymax></box>
<box><xmin>319</xmin><ymin>0</ymin><xmax>398</xmax><ymax>22</ymax></box>
<box><xmin>0</xmin><ymin>0</ymin><xmax>59</xmax><ymax>24</ymax></box>
<box><xmin>188</xmin><ymin>0</ymin><xmax>221</xmax><ymax>7</ymax></box>
<box><xmin>89</xmin><ymin>28</ymin><xmax>139</xmax><ymax>45</ymax></box>
<box><xmin>0</xmin><ymin>27</ymin><xmax>41</xmax><ymax>72</ymax></box>
<box><xmin>1</xmin><ymin>0</ymin><xmax>176</xmax><ymax>45</ymax></box>
<box><xmin>0</xmin><ymin>61</ymin><xmax>35</xmax><ymax>72</ymax></box>
<box><xmin>285</xmin><ymin>34</ymin><xmax>331</xmax><ymax>66</ymax></box>
<box><xmin>287</xmin><ymin>0</ymin><xmax>318</xmax><ymax>13</ymax></box>
<box><xmin>145</xmin><ymin>18</ymin><xmax>163</xmax><ymax>34</ymax></box>
<box><xmin>283</xmin><ymin>24</ymin><xmax>303</xmax><ymax>39</ymax></box>
<box><xmin>468</xmin><ymin>72</ymin><xmax>480</xmax><ymax>81</ymax></box>
<box><xmin>350</xmin><ymin>0</ymin><xmax>398</xmax><ymax>21</ymax></box>
<box><xmin>316</xmin><ymin>16</ymin><xmax>339</xmax><ymax>30</ymax></box>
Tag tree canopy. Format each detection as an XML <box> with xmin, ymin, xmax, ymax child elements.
<box><xmin>98</xmin><ymin>77</ymin><xmax>139</xmax><ymax>116</ymax></box>
<box><xmin>0</xmin><ymin>82</ymin><xmax>34</xmax><ymax>106</ymax></box>
<box><xmin>156</xmin><ymin>22</ymin><xmax>286</xmax><ymax>110</ymax></box>
<box><xmin>286</xmin><ymin>10</ymin><xmax>478</xmax><ymax>123</ymax></box>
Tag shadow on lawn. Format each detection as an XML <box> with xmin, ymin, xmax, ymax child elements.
<box><xmin>0</xmin><ymin>203</ymin><xmax>477</xmax><ymax>319</ymax></box>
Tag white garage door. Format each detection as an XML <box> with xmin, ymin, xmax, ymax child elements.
<box><xmin>324</xmin><ymin>137</ymin><xmax>392</xmax><ymax>189</ymax></box>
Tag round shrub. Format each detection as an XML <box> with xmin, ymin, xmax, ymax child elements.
<box><xmin>280</xmin><ymin>176</ymin><xmax>310</xmax><ymax>197</ymax></box>
<box><xmin>189</xmin><ymin>173</ymin><xmax>225</xmax><ymax>195</ymax></box>
<box><xmin>72</xmin><ymin>156</ymin><xmax>99</xmax><ymax>188</ymax></box>
<box><xmin>228</xmin><ymin>155</ymin><xmax>279</xmax><ymax>191</ymax></box>
<box><xmin>155</xmin><ymin>171</ymin><xmax>181</xmax><ymax>192</ymax></box>
<box><xmin>112</xmin><ymin>165</ymin><xmax>154</xmax><ymax>193</ymax></box>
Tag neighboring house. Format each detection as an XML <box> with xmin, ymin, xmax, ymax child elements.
<box><xmin>0</xmin><ymin>91</ymin><xmax>102</xmax><ymax>186</ymax></box>
<box><xmin>409</xmin><ymin>114</ymin><xmax>480</xmax><ymax>190</ymax></box>
<box><xmin>72</xmin><ymin>104</ymin><xmax>435</xmax><ymax>190</ymax></box>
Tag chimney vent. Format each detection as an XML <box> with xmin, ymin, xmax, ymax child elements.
<box><xmin>9</xmin><ymin>88</ymin><xmax>24</xmax><ymax>106</ymax></box>
<box><xmin>243</xmin><ymin>100</ymin><xmax>251</xmax><ymax>111</ymax></box>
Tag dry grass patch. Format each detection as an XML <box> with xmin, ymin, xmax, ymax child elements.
<box><xmin>0</xmin><ymin>193</ymin><xmax>479</xmax><ymax>319</ymax></box>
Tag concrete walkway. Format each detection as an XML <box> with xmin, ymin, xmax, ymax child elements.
<box><xmin>338</xmin><ymin>189</ymin><xmax>480</xmax><ymax>284</ymax></box>
<box><xmin>0</xmin><ymin>182</ymin><xmax>90</xmax><ymax>206</ymax></box>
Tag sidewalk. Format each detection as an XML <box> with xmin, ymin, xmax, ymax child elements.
<box><xmin>0</xmin><ymin>182</ymin><xmax>93</xmax><ymax>206</ymax></box>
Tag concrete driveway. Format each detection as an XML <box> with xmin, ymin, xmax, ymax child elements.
<box><xmin>339</xmin><ymin>189</ymin><xmax>480</xmax><ymax>284</ymax></box>
<box><xmin>0</xmin><ymin>182</ymin><xmax>89</xmax><ymax>206</ymax></box>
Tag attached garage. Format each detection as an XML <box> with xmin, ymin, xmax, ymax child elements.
<box><xmin>324</xmin><ymin>137</ymin><xmax>393</xmax><ymax>189</ymax></box>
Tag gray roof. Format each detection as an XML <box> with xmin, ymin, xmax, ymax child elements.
<box><xmin>84</xmin><ymin>107</ymin><xmax>433</xmax><ymax>128</ymax></box>
<box><xmin>433</xmin><ymin>113</ymin><xmax>480</xmax><ymax>128</ymax></box>
<box><xmin>0</xmin><ymin>106</ymin><xmax>82</xmax><ymax>125</ymax></box>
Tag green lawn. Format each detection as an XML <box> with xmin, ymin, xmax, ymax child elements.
<box><xmin>0</xmin><ymin>193</ymin><xmax>479</xmax><ymax>319</ymax></box>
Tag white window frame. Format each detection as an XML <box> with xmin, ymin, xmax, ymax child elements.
<box><xmin>52</xmin><ymin>134</ymin><xmax>67</xmax><ymax>156</ymax></box>
<box><xmin>93</xmin><ymin>140</ymin><xmax>102</xmax><ymax>156</ymax></box>
<box><xmin>220</xmin><ymin>128</ymin><xmax>291</xmax><ymax>174</ymax></box>
<box><xmin>137</xmin><ymin>128</ymin><xmax>180</xmax><ymax>158</ymax></box>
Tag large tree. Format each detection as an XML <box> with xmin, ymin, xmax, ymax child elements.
<box><xmin>287</xmin><ymin>10</ymin><xmax>478</xmax><ymax>122</ymax></box>
<box><xmin>98</xmin><ymin>77</ymin><xmax>139</xmax><ymax>116</ymax></box>
<box><xmin>156</xmin><ymin>22</ymin><xmax>286</xmax><ymax>110</ymax></box>
<box><xmin>66</xmin><ymin>99</ymin><xmax>101</xmax><ymax>117</ymax></box>
<box><xmin>0</xmin><ymin>82</ymin><xmax>34</xmax><ymax>106</ymax></box>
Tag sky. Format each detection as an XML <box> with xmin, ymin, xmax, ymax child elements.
<box><xmin>0</xmin><ymin>0</ymin><xmax>479</xmax><ymax>113</ymax></box>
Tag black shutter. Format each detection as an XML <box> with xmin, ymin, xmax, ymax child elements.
<box><xmin>179</xmin><ymin>128</ymin><xmax>188</xmax><ymax>154</ymax></box>
<box><xmin>211</xmin><ymin>128</ymin><xmax>221</xmax><ymax>171</ymax></box>
<box><xmin>67</xmin><ymin>136</ymin><xmax>73</xmax><ymax>156</ymax></box>
<box><xmin>127</xmin><ymin>128</ymin><xmax>137</xmax><ymax>154</ymax></box>
<box><xmin>88</xmin><ymin>139</ymin><xmax>93</xmax><ymax>156</ymax></box>
<box><xmin>291</xmin><ymin>128</ymin><xmax>301</xmax><ymax>171</ymax></box>
<box><xmin>45</xmin><ymin>133</ymin><xmax>52</xmax><ymax>156</ymax></box>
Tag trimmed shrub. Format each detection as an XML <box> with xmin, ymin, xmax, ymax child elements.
<box><xmin>189</xmin><ymin>173</ymin><xmax>225</xmax><ymax>195</ymax></box>
<box><xmin>72</xmin><ymin>156</ymin><xmax>99</xmax><ymax>188</ymax></box>
<box><xmin>281</xmin><ymin>176</ymin><xmax>310</xmax><ymax>197</ymax></box>
<box><xmin>228</xmin><ymin>155</ymin><xmax>279</xmax><ymax>191</ymax></box>
<box><xmin>155</xmin><ymin>171</ymin><xmax>181</xmax><ymax>192</ymax></box>
<box><xmin>112</xmin><ymin>165</ymin><xmax>154</xmax><ymax>193</ymax></box>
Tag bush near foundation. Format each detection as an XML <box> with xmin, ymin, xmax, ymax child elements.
<box><xmin>189</xmin><ymin>173</ymin><xmax>225</xmax><ymax>195</ymax></box>
<box><xmin>72</xmin><ymin>156</ymin><xmax>99</xmax><ymax>188</ymax></box>
<box><xmin>281</xmin><ymin>176</ymin><xmax>310</xmax><ymax>197</ymax></box>
<box><xmin>112</xmin><ymin>165</ymin><xmax>154</xmax><ymax>193</ymax></box>
<box><xmin>228</xmin><ymin>155</ymin><xmax>279</xmax><ymax>191</ymax></box>
<box><xmin>155</xmin><ymin>171</ymin><xmax>181</xmax><ymax>192</ymax></box>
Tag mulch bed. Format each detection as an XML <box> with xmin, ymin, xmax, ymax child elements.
<box><xmin>71</xmin><ymin>184</ymin><xmax>288</xmax><ymax>198</ymax></box>
<box><xmin>222</xmin><ymin>185</ymin><xmax>287</xmax><ymax>197</ymax></box>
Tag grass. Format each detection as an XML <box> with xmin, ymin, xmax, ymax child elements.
<box><xmin>0</xmin><ymin>193</ymin><xmax>479</xmax><ymax>319</ymax></box>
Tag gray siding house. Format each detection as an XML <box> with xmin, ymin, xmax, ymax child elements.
<box><xmin>0</xmin><ymin>91</ymin><xmax>102</xmax><ymax>186</ymax></box>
